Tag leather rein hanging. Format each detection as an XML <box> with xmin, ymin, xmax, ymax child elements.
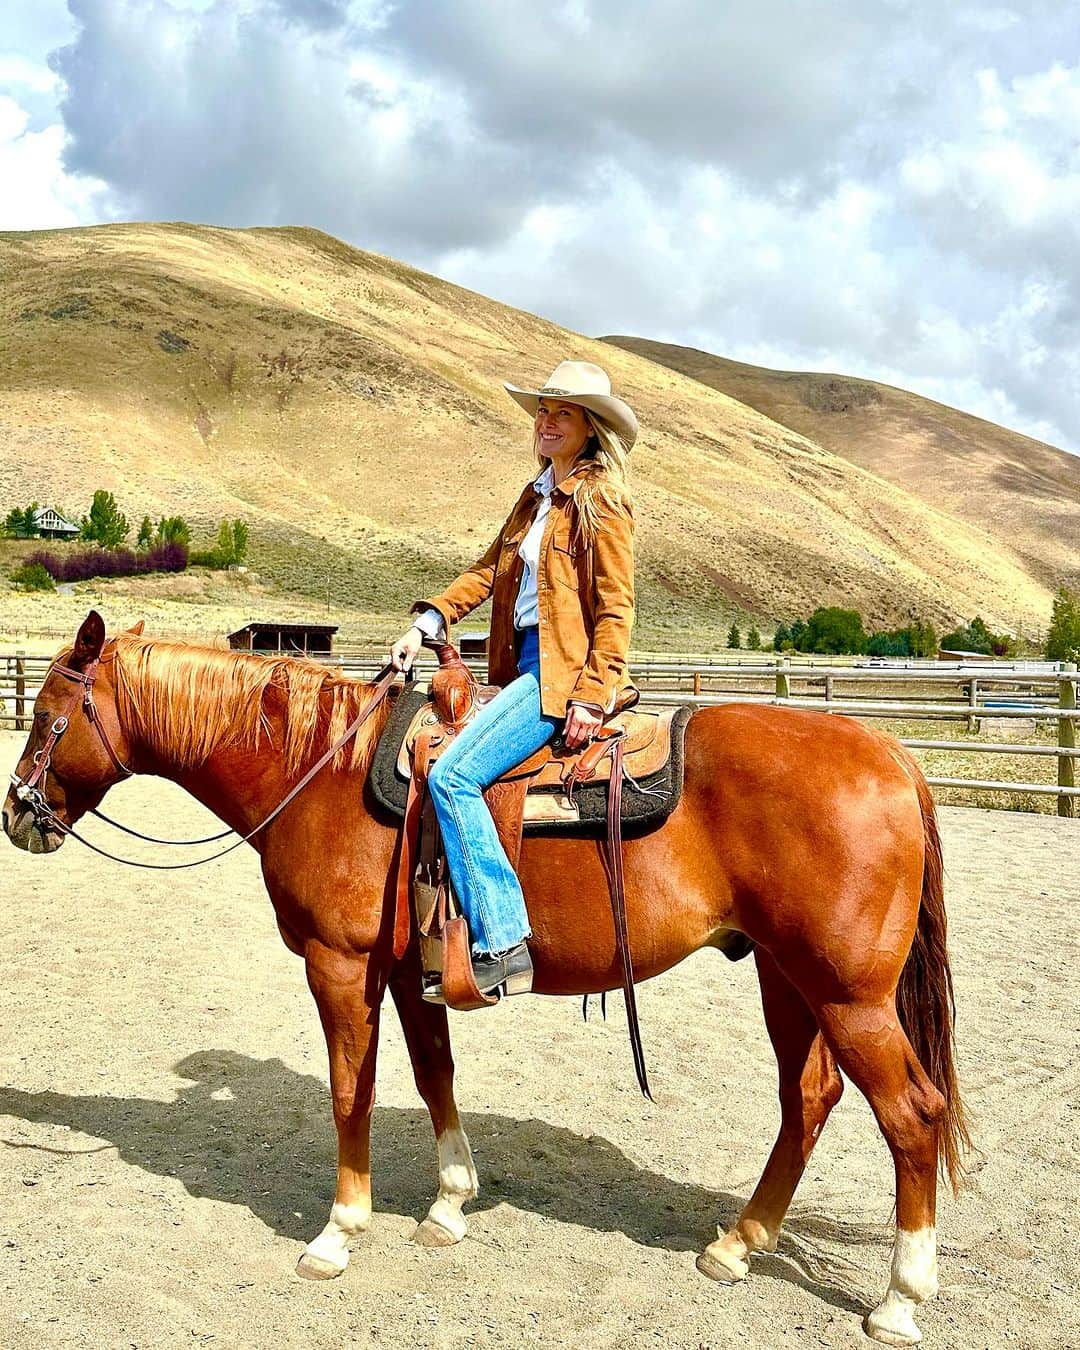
<box><xmin>10</xmin><ymin>654</ymin><xmax>403</xmax><ymax>870</ymax></box>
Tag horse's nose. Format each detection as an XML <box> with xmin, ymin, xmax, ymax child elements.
<box><xmin>1</xmin><ymin>804</ymin><xmax>10</xmax><ymax>839</ymax></box>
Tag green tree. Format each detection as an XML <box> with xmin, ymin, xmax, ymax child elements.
<box><xmin>231</xmin><ymin>519</ymin><xmax>249</xmax><ymax>563</ymax></box>
<box><xmin>3</xmin><ymin>502</ymin><xmax>41</xmax><ymax>538</ymax></box>
<box><xmin>213</xmin><ymin>518</ymin><xmax>249</xmax><ymax>566</ymax></box>
<box><xmin>771</xmin><ymin>622</ymin><xmax>790</xmax><ymax>652</ymax></box>
<box><xmin>156</xmin><ymin>515</ymin><xmax>190</xmax><ymax>546</ymax></box>
<box><xmin>804</xmin><ymin>606</ymin><xmax>867</xmax><ymax>654</ymax></box>
<box><xmin>137</xmin><ymin>515</ymin><xmax>154</xmax><ymax>549</ymax></box>
<box><xmin>1046</xmin><ymin>586</ymin><xmax>1080</xmax><ymax>662</ymax></box>
<box><xmin>747</xmin><ymin>626</ymin><xmax>761</xmax><ymax>651</ymax></box>
<box><xmin>727</xmin><ymin>621</ymin><xmax>741</xmax><ymax>649</ymax></box>
<box><xmin>80</xmin><ymin>490</ymin><xmax>129</xmax><ymax>548</ymax></box>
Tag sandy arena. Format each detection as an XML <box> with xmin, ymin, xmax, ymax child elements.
<box><xmin>0</xmin><ymin>729</ymin><xmax>1077</xmax><ymax>1350</ymax></box>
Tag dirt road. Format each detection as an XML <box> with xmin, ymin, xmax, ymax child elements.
<box><xmin>0</xmin><ymin>732</ymin><xmax>1076</xmax><ymax>1349</ymax></box>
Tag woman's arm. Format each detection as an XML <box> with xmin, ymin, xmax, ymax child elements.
<box><xmin>567</xmin><ymin>489</ymin><xmax>635</xmax><ymax>712</ymax></box>
<box><xmin>408</xmin><ymin>517</ymin><xmax>508</xmax><ymax>636</ymax></box>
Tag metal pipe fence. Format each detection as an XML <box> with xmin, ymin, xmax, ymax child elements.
<box><xmin>3</xmin><ymin>649</ymin><xmax>1077</xmax><ymax>816</ymax></box>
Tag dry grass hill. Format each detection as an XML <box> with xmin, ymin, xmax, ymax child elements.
<box><xmin>0</xmin><ymin>222</ymin><xmax>1068</xmax><ymax>648</ymax></box>
<box><xmin>603</xmin><ymin>335</ymin><xmax>1079</xmax><ymax>599</ymax></box>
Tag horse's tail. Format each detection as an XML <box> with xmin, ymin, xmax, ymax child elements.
<box><xmin>883</xmin><ymin>737</ymin><xmax>973</xmax><ymax>1194</ymax></box>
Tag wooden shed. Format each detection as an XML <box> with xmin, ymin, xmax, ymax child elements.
<box><xmin>459</xmin><ymin>630</ymin><xmax>489</xmax><ymax>659</ymax></box>
<box><xmin>227</xmin><ymin>622</ymin><xmax>337</xmax><ymax>657</ymax></box>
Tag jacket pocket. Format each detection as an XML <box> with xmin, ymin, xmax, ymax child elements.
<box><xmin>549</xmin><ymin>530</ymin><xmax>582</xmax><ymax>588</ymax></box>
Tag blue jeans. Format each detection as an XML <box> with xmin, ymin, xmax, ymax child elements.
<box><xmin>426</xmin><ymin>626</ymin><xmax>560</xmax><ymax>956</ymax></box>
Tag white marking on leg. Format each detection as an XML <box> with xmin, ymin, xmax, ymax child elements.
<box><xmin>300</xmin><ymin>1200</ymin><xmax>370</xmax><ymax>1275</ymax></box>
<box><xmin>866</xmin><ymin>1227</ymin><xmax>938</xmax><ymax>1346</ymax></box>
<box><xmin>415</xmin><ymin>1126</ymin><xmax>477</xmax><ymax>1244</ymax></box>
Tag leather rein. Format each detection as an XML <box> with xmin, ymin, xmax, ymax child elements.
<box><xmin>9</xmin><ymin>654</ymin><xmax>403</xmax><ymax>870</ymax></box>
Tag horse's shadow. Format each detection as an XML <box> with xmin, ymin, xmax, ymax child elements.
<box><xmin>0</xmin><ymin>1049</ymin><xmax>882</xmax><ymax>1314</ymax></box>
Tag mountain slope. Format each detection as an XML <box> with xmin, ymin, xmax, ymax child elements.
<box><xmin>602</xmin><ymin>335</ymin><xmax>1079</xmax><ymax>596</ymax></box>
<box><xmin>0</xmin><ymin>222</ymin><xmax>1061</xmax><ymax>643</ymax></box>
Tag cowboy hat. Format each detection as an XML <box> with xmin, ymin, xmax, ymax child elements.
<box><xmin>504</xmin><ymin>360</ymin><xmax>639</xmax><ymax>449</ymax></box>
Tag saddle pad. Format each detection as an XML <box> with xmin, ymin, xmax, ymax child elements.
<box><xmin>368</xmin><ymin>685</ymin><xmax>695</xmax><ymax>835</ymax></box>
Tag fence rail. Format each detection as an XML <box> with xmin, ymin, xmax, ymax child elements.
<box><xmin>3</xmin><ymin>650</ymin><xmax>1077</xmax><ymax>816</ymax></box>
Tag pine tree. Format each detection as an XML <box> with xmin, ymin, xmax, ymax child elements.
<box><xmin>727</xmin><ymin>622</ymin><xmax>741</xmax><ymax>649</ymax></box>
<box><xmin>747</xmin><ymin>626</ymin><xmax>761</xmax><ymax>650</ymax></box>
<box><xmin>137</xmin><ymin>515</ymin><xmax>154</xmax><ymax>549</ymax></box>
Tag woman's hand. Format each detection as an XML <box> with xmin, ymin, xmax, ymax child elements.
<box><xmin>564</xmin><ymin>702</ymin><xmax>603</xmax><ymax>750</ymax></box>
<box><xmin>390</xmin><ymin>625</ymin><xmax>424</xmax><ymax>672</ymax></box>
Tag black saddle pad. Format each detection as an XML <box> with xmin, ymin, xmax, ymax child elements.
<box><xmin>368</xmin><ymin>687</ymin><xmax>694</xmax><ymax>836</ymax></box>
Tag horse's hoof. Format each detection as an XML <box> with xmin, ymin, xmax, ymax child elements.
<box><xmin>295</xmin><ymin>1251</ymin><xmax>346</xmax><ymax>1280</ymax></box>
<box><xmin>696</xmin><ymin>1244</ymin><xmax>749</xmax><ymax>1284</ymax></box>
<box><xmin>412</xmin><ymin>1217</ymin><xmax>463</xmax><ymax>1247</ymax></box>
<box><xmin>864</xmin><ymin>1310</ymin><xmax>922</xmax><ymax>1346</ymax></box>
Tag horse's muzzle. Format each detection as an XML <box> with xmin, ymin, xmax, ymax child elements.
<box><xmin>2</xmin><ymin>801</ymin><xmax>66</xmax><ymax>853</ymax></box>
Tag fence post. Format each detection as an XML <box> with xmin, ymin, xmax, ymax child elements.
<box><xmin>1060</xmin><ymin>663</ymin><xmax>1077</xmax><ymax>819</ymax></box>
<box><xmin>693</xmin><ymin>670</ymin><xmax>702</xmax><ymax>697</ymax></box>
<box><xmin>15</xmin><ymin>651</ymin><xmax>27</xmax><ymax>731</ymax></box>
<box><xmin>775</xmin><ymin>657</ymin><xmax>790</xmax><ymax>702</ymax></box>
<box><xmin>825</xmin><ymin>672</ymin><xmax>834</xmax><ymax>711</ymax></box>
<box><xmin>967</xmin><ymin>675</ymin><xmax>979</xmax><ymax>733</ymax></box>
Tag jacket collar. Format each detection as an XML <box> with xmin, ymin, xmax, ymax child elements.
<box><xmin>551</xmin><ymin>460</ymin><xmax>592</xmax><ymax>498</ymax></box>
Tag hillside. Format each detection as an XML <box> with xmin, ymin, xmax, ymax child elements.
<box><xmin>602</xmin><ymin>336</ymin><xmax>1079</xmax><ymax>597</ymax></box>
<box><xmin>0</xmin><ymin>222</ymin><xmax>1063</xmax><ymax>646</ymax></box>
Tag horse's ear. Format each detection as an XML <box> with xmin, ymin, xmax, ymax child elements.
<box><xmin>71</xmin><ymin>609</ymin><xmax>107</xmax><ymax>669</ymax></box>
<box><xmin>126</xmin><ymin>620</ymin><xmax>145</xmax><ymax>635</ymax></box>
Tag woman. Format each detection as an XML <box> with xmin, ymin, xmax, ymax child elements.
<box><xmin>390</xmin><ymin>360</ymin><xmax>639</xmax><ymax>1001</ymax></box>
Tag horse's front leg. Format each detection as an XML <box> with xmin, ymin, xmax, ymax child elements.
<box><xmin>297</xmin><ymin>943</ymin><xmax>387</xmax><ymax>1280</ymax></box>
<box><xmin>389</xmin><ymin>959</ymin><xmax>478</xmax><ymax>1245</ymax></box>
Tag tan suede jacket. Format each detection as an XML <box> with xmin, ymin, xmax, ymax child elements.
<box><xmin>411</xmin><ymin>463</ymin><xmax>639</xmax><ymax>719</ymax></box>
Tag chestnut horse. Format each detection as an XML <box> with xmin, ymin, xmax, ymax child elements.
<box><xmin>3</xmin><ymin>613</ymin><xmax>969</xmax><ymax>1346</ymax></box>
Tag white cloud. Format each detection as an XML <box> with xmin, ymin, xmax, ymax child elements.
<box><xmin>0</xmin><ymin>95</ymin><xmax>107</xmax><ymax>230</ymax></box>
<box><xmin>0</xmin><ymin>0</ymin><xmax>1074</xmax><ymax>452</ymax></box>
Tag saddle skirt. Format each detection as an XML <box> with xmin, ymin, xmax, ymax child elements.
<box><xmin>369</xmin><ymin>683</ymin><xmax>693</xmax><ymax>831</ymax></box>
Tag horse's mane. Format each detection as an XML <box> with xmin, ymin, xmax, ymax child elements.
<box><xmin>110</xmin><ymin>633</ymin><xmax>394</xmax><ymax>778</ymax></box>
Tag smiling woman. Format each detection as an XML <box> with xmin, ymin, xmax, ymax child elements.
<box><xmin>389</xmin><ymin>359</ymin><xmax>640</xmax><ymax>999</ymax></box>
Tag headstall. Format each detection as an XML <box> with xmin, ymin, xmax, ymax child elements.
<box><xmin>9</xmin><ymin>653</ymin><xmax>403</xmax><ymax>869</ymax></box>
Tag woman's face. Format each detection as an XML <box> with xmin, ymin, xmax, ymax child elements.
<box><xmin>535</xmin><ymin>399</ymin><xmax>592</xmax><ymax>461</ymax></box>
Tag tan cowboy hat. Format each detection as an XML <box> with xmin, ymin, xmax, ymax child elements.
<box><xmin>504</xmin><ymin>360</ymin><xmax>639</xmax><ymax>449</ymax></box>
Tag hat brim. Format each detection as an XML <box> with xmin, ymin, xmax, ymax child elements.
<box><xmin>504</xmin><ymin>382</ymin><xmax>638</xmax><ymax>449</ymax></box>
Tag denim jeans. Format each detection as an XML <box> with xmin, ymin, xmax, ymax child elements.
<box><xmin>426</xmin><ymin>626</ymin><xmax>560</xmax><ymax>956</ymax></box>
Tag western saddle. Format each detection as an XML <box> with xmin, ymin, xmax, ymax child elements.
<box><xmin>392</xmin><ymin>641</ymin><xmax>681</xmax><ymax>1097</ymax></box>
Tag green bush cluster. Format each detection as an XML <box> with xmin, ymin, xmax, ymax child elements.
<box><xmin>771</xmin><ymin>608</ymin><xmax>940</xmax><ymax>656</ymax></box>
<box><xmin>11</xmin><ymin>561</ymin><xmax>56</xmax><ymax>592</ymax></box>
<box><xmin>189</xmin><ymin>519</ymin><xmax>249</xmax><ymax>570</ymax></box>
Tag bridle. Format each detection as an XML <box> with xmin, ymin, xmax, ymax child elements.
<box><xmin>9</xmin><ymin>654</ymin><xmax>131</xmax><ymax>818</ymax></box>
<box><xmin>9</xmin><ymin>651</ymin><xmax>404</xmax><ymax>870</ymax></box>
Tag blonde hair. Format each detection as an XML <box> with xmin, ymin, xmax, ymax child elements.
<box><xmin>532</xmin><ymin>409</ymin><xmax>632</xmax><ymax>546</ymax></box>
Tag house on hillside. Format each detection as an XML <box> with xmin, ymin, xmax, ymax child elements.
<box><xmin>227</xmin><ymin>621</ymin><xmax>337</xmax><ymax>658</ymax></box>
<box><xmin>32</xmin><ymin>507</ymin><xmax>80</xmax><ymax>539</ymax></box>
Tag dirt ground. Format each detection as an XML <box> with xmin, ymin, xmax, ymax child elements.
<box><xmin>0</xmin><ymin>728</ymin><xmax>1076</xmax><ymax>1350</ymax></box>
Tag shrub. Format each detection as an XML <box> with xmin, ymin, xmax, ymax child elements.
<box><xmin>28</xmin><ymin>542</ymin><xmax>187</xmax><ymax>582</ymax></box>
<box><xmin>189</xmin><ymin>548</ymin><xmax>227</xmax><ymax>568</ymax></box>
<box><xmin>11</xmin><ymin>560</ymin><xmax>55</xmax><ymax>591</ymax></box>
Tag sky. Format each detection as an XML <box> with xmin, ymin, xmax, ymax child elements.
<box><xmin>2</xmin><ymin>0</ymin><xmax>1079</xmax><ymax>455</ymax></box>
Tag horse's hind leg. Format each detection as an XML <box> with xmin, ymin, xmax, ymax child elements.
<box><xmin>698</xmin><ymin>949</ymin><xmax>843</xmax><ymax>1283</ymax></box>
<box><xmin>814</xmin><ymin>1000</ymin><xmax>945</xmax><ymax>1347</ymax></box>
<box><xmin>389</xmin><ymin>961</ymin><xmax>478</xmax><ymax>1246</ymax></box>
<box><xmin>297</xmin><ymin>945</ymin><xmax>387</xmax><ymax>1280</ymax></box>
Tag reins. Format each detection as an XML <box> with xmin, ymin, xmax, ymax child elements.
<box><xmin>10</xmin><ymin>655</ymin><xmax>404</xmax><ymax>870</ymax></box>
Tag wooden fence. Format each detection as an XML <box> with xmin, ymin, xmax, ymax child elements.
<box><xmin>3</xmin><ymin>650</ymin><xmax>1077</xmax><ymax>817</ymax></box>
